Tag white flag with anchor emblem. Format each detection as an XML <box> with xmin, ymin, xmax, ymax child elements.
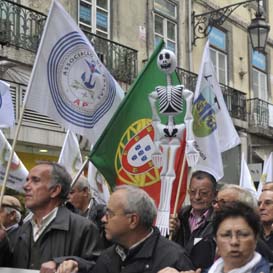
<box><xmin>26</xmin><ymin>0</ymin><xmax>124</xmax><ymax>144</ymax></box>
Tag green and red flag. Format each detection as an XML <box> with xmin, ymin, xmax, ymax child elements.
<box><xmin>89</xmin><ymin>41</ymin><xmax>188</xmax><ymax>213</ymax></box>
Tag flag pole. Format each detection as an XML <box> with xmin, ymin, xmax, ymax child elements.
<box><xmin>169</xmin><ymin>153</ymin><xmax>187</xmax><ymax>240</ymax></box>
<box><xmin>0</xmin><ymin>0</ymin><xmax>56</xmax><ymax>208</ymax></box>
<box><xmin>0</xmin><ymin>101</ymin><xmax>28</xmax><ymax>207</ymax></box>
<box><xmin>70</xmin><ymin>158</ymin><xmax>89</xmax><ymax>188</ymax></box>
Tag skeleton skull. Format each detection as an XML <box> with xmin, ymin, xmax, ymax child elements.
<box><xmin>157</xmin><ymin>49</ymin><xmax>177</xmax><ymax>74</ymax></box>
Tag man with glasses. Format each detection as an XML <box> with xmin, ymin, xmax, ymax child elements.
<box><xmin>170</xmin><ymin>170</ymin><xmax>217</xmax><ymax>269</ymax></box>
<box><xmin>57</xmin><ymin>185</ymin><xmax>194</xmax><ymax>273</ymax></box>
<box><xmin>0</xmin><ymin>162</ymin><xmax>101</xmax><ymax>273</ymax></box>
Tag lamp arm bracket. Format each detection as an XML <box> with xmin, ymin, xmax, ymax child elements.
<box><xmin>192</xmin><ymin>0</ymin><xmax>255</xmax><ymax>45</ymax></box>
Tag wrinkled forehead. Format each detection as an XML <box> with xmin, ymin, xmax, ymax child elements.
<box><xmin>29</xmin><ymin>164</ymin><xmax>52</xmax><ymax>178</ymax></box>
<box><xmin>190</xmin><ymin>177</ymin><xmax>213</xmax><ymax>190</ymax></box>
<box><xmin>108</xmin><ymin>190</ymin><xmax>127</xmax><ymax>210</ymax></box>
<box><xmin>259</xmin><ymin>190</ymin><xmax>273</xmax><ymax>201</ymax></box>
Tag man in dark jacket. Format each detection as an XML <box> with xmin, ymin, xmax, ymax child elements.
<box><xmin>170</xmin><ymin>170</ymin><xmax>217</xmax><ymax>269</ymax></box>
<box><xmin>57</xmin><ymin>185</ymin><xmax>193</xmax><ymax>273</ymax></box>
<box><xmin>68</xmin><ymin>175</ymin><xmax>106</xmax><ymax>231</ymax></box>
<box><xmin>0</xmin><ymin>162</ymin><xmax>101</xmax><ymax>273</ymax></box>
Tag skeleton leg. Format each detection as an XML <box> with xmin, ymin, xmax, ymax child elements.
<box><xmin>156</xmin><ymin>135</ymin><xmax>182</xmax><ymax>236</ymax></box>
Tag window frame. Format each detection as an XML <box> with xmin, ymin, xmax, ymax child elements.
<box><xmin>251</xmin><ymin>51</ymin><xmax>268</xmax><ymax>101</ymax></box>
<box><xmin>78</xmin><ymin>0</ymin><xmax>110</xmax><ymax>38</ymax></box>
<box><xmin>153</xmin><ymin>0</ymin><xmax>178</xmax><ymax>53</ymax></box>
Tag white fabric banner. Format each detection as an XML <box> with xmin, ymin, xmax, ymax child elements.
<box><xmin>0</xmin><ymin>130</ymin><xmax>28</xmax><ymax>192</ymax></box>
<box><xmin>58</xmin><ymin>130</ymin><xmax>82</xmax><ymax>178</ymax></box>
<box><xmin>0</xmin><ymin>80</ymin><xmax>15</xmax><ymax>128</ymax></box>
<box><xmin>192</xmin><ymin>41</ymin><xmax>240</xmax><ymax>180</ymax></box>
<box><xmin>257</xmin><ymin>152</ymin><xmax>273</xmax><ymax>195</ymax></box>
<box><xmin>239</xmin><ymin>152</ymin><xmax>257</xmax><ymax>199</ymax></box>
<box><xmin>0</xmin><ymin>268</ymin><xmax>39</xmax><ymax>273</ymax></box>
<box><xmin>88</xmin><ymin>160</ymin><xmax>110</xmax><ymax>205</ymax></box>
<box><xmin>26</xmin><ymin>0</ymin><xmax>124</xmax><ymax>144</ymax></box>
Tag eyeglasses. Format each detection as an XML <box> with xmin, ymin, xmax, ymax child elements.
<box><xmin>104</xmin><ymin>208</ymin><xmax>133</xmax><ymax>219</ymax></box>
<box><xmin>217</xmin><ymin>230</ymin><xmax>254</xmax><ymax>241</ymax></box>
<box><xmin>188</xmin><ymin>189</ymin><xmax>211</xmax><ymax>198</ymax></box>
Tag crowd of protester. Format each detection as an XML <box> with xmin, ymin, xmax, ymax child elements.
<box><xmin>0</xmin><ymin>161</ymin><xmax>273</xmax><ymax>273</ymax></box>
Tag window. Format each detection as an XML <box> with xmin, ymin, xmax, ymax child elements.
<box><xmin>208</xmin><ymin>27</ymin><xmax>228</xmax><ymax>85</ymax></box>
<box><xmin>154</xmin><ymin>0</ymin><xmax>177</xmax><ymax>53</ymax></box>
<box><xmin>250</xmin><ymin>51</ymin><xmax>268</xmax><ymax>127</ymax></box>
<box><xmin>252</xmin><ymin>51</ymin><xmax>268</xmax><ymax>100</ymax></box>
<box><xmin>79</xmin><ymin>0</ymin><xmax>109</xmax><ymax>38</ymax></box>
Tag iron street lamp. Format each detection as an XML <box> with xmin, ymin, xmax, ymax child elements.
<box><xmin>248</xmin><ymin>1</ymin><xmax>270</xmax><ymax>52</ymax></box>
<box><xmin>192</xmin><ymin>0</ymin><xmax>270</xmax><ymax>52</ymax></box>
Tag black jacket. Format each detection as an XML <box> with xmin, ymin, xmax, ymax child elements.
<box><xmin>90</xmin><ymin>227</ymin><xmax>193</xmax><ymax>273</ymax></box>
<box><xmin>0</xmin><ymin>206</ymin><xmax>101</xmax><ymax>270</ymax></box>
<box><xmin>173</xmin><ymin>205</ymin><xmax>215</xmax><ymax>270</ymax></box>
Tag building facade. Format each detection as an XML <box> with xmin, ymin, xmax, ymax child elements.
<box><xmin>0</xmin><ymin>0</ymin><xmax>272</xmax><ymax>183</ymax></box>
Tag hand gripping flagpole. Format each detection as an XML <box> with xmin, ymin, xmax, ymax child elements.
<box><xmin>0</xmin><ymin>0</ymin><xmax>55</xmax><ymax>209</ymax></box>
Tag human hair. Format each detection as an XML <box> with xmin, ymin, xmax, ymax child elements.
<box><xmin>3</xmin><ymin>206</ymin><xmax>22</xmax><ymax>224</ymax></box>
<box><xmin>74</xmin><ymin>175</ymin><xmax>90</xmax><ymax>191</ymax></box>
<box><xmin>36</xmin><ymin>161</ymin><xmax>72</xmax><ymax>202</ymax></box>
<box><xmin>190</xmin><ymin>170</ymin><xmax>217</xmax><ymax>192</ymax></box>
<box><xmin>219</xmin><ymin>184</ymin><xmax>257</xmax><ymax>209</ymax></box>
<box><xmin>212</xmin><ymin>201</ymin><xmax>261</xmax><ymax>238</ymax></box>
<box><xmin>114</xmin><ymin>185</ymin><xmax>157</xmax><ymax>229</ymax></box>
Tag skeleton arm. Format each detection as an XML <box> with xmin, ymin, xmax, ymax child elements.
<box><xmin>148</xmin><ymin>90</ymin><xmax>163</xmax><ymax>168</ymax></box>
<box><xmin>183</xmin><ymin>89</ymin><xmax>199</xmax><ymax>167</ymax></box>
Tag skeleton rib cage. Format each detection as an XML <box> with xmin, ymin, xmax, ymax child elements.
<box><xmin>156</xmin><ymin>85</ymin><xmax>184</xmax><ymax>114</ymax></box>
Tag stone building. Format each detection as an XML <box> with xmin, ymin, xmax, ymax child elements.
<box><xmin>0</xmin><ymin>0</ymin><xmax>272</xmax><ymax>184</ymax></box>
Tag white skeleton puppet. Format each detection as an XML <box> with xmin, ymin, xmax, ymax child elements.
<box><xmin>149</xmin><ymin>49</ymin><xmax>199</xmax><ymax>236</ymax></box>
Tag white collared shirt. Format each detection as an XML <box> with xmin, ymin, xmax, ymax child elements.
<box><xmin>31</xmin><ymin>207</ymin><xmax>58</xmax><ymax>242</ymax></box>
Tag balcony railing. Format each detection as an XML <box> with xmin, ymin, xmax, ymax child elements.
<box><xmin>176</xmin><ymin>68</ymin><xmax>247</xmax><ymax>121</ymax></box>
<box><xmin>84</xmin><ymin>31</ymin><xmax>137</xmax><ymax>84</ymax></box>
<box><xmin>247</xmin><ymin>98</ymin><xmax>273</xmax><ymax>131</ymax></box>
<box><xmin>176</xmin><ymin>67</ymin><xmax>198</xmax><ymax>92</ymax></box>
<box><xmin>0</xmin><ymin>0</ymin><xmax>46</xmax><ymax>50</ymax></box>
<box><xmin>0</xmin><ymin>0</ymin><xmax>137</xmax><ymax>84</ymax></box>
<box><xmin>220</xmin><ymin>84</ymin><xmax>247</xmax><ymax>121</ymax></box>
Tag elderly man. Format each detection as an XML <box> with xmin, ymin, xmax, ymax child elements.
<box><xmin>170</xmin><ymin>170</ymin><xmax>217</xmax><ymax>269</ymax></box>
<box><xmin>258</xmin><ymin>190</ymin><xmax>273</xmax><ymax>251</ymax></box>
<box><xmin>68</xmin><ymin>175</ymin><xmax>105</xmax><ymax>230</ymax></box>
<box><xmin>57</xmin><ymin>185</ymin><xmax>193</xmax><ymax>273</ymax></box>
<box><xmin>0</xmin><ymin>161</ymin><xmax>101</xmax><ymax>273</ymax></box>
<box><xmin>0</xmin><ymin>195</ymin><xmax>22</xmax><ymax>231</ymax></box>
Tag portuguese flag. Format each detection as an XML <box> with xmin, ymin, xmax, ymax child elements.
<box><xmin>89</xmin><ymin>40</ymin><xmax>188</xmax><ymax>213</ymax></box>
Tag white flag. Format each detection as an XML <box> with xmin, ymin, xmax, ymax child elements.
<box><xmin>192</xmin><ymin>41</ymin><xmax>241</xmax><ymax>180</ymax></box>
<box><xmin>0</xmin><ymin>130</ymin><xmax>28</xmax><ymax>192</ymax></box>
<box><xmin>58</xmin><ymin>130</ymin><xmax>82</xmax><ymax>177</ymax></box>
<box><xmin>26</xmin><ymin>0</ymin><xmax>124</xmax><ymax>144</ymax></box>
<box><xmin>257</xmin><ymin>152</ymin><xmax>273</xmax><ymax>195</ymax></box>
<box><xmin>0</xmin><ymin>80</ymin><xmax>15</xmax><ymax>128</ymax></box>
<box><xmin>239</xmin><ymin>152</ymin><xmax>257</xmax><ymax>198</ymax></box>
<box><xmin>88</xmin><ymin>161</ymin><xmax>110</xmax><ymax>205</ymax></box>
